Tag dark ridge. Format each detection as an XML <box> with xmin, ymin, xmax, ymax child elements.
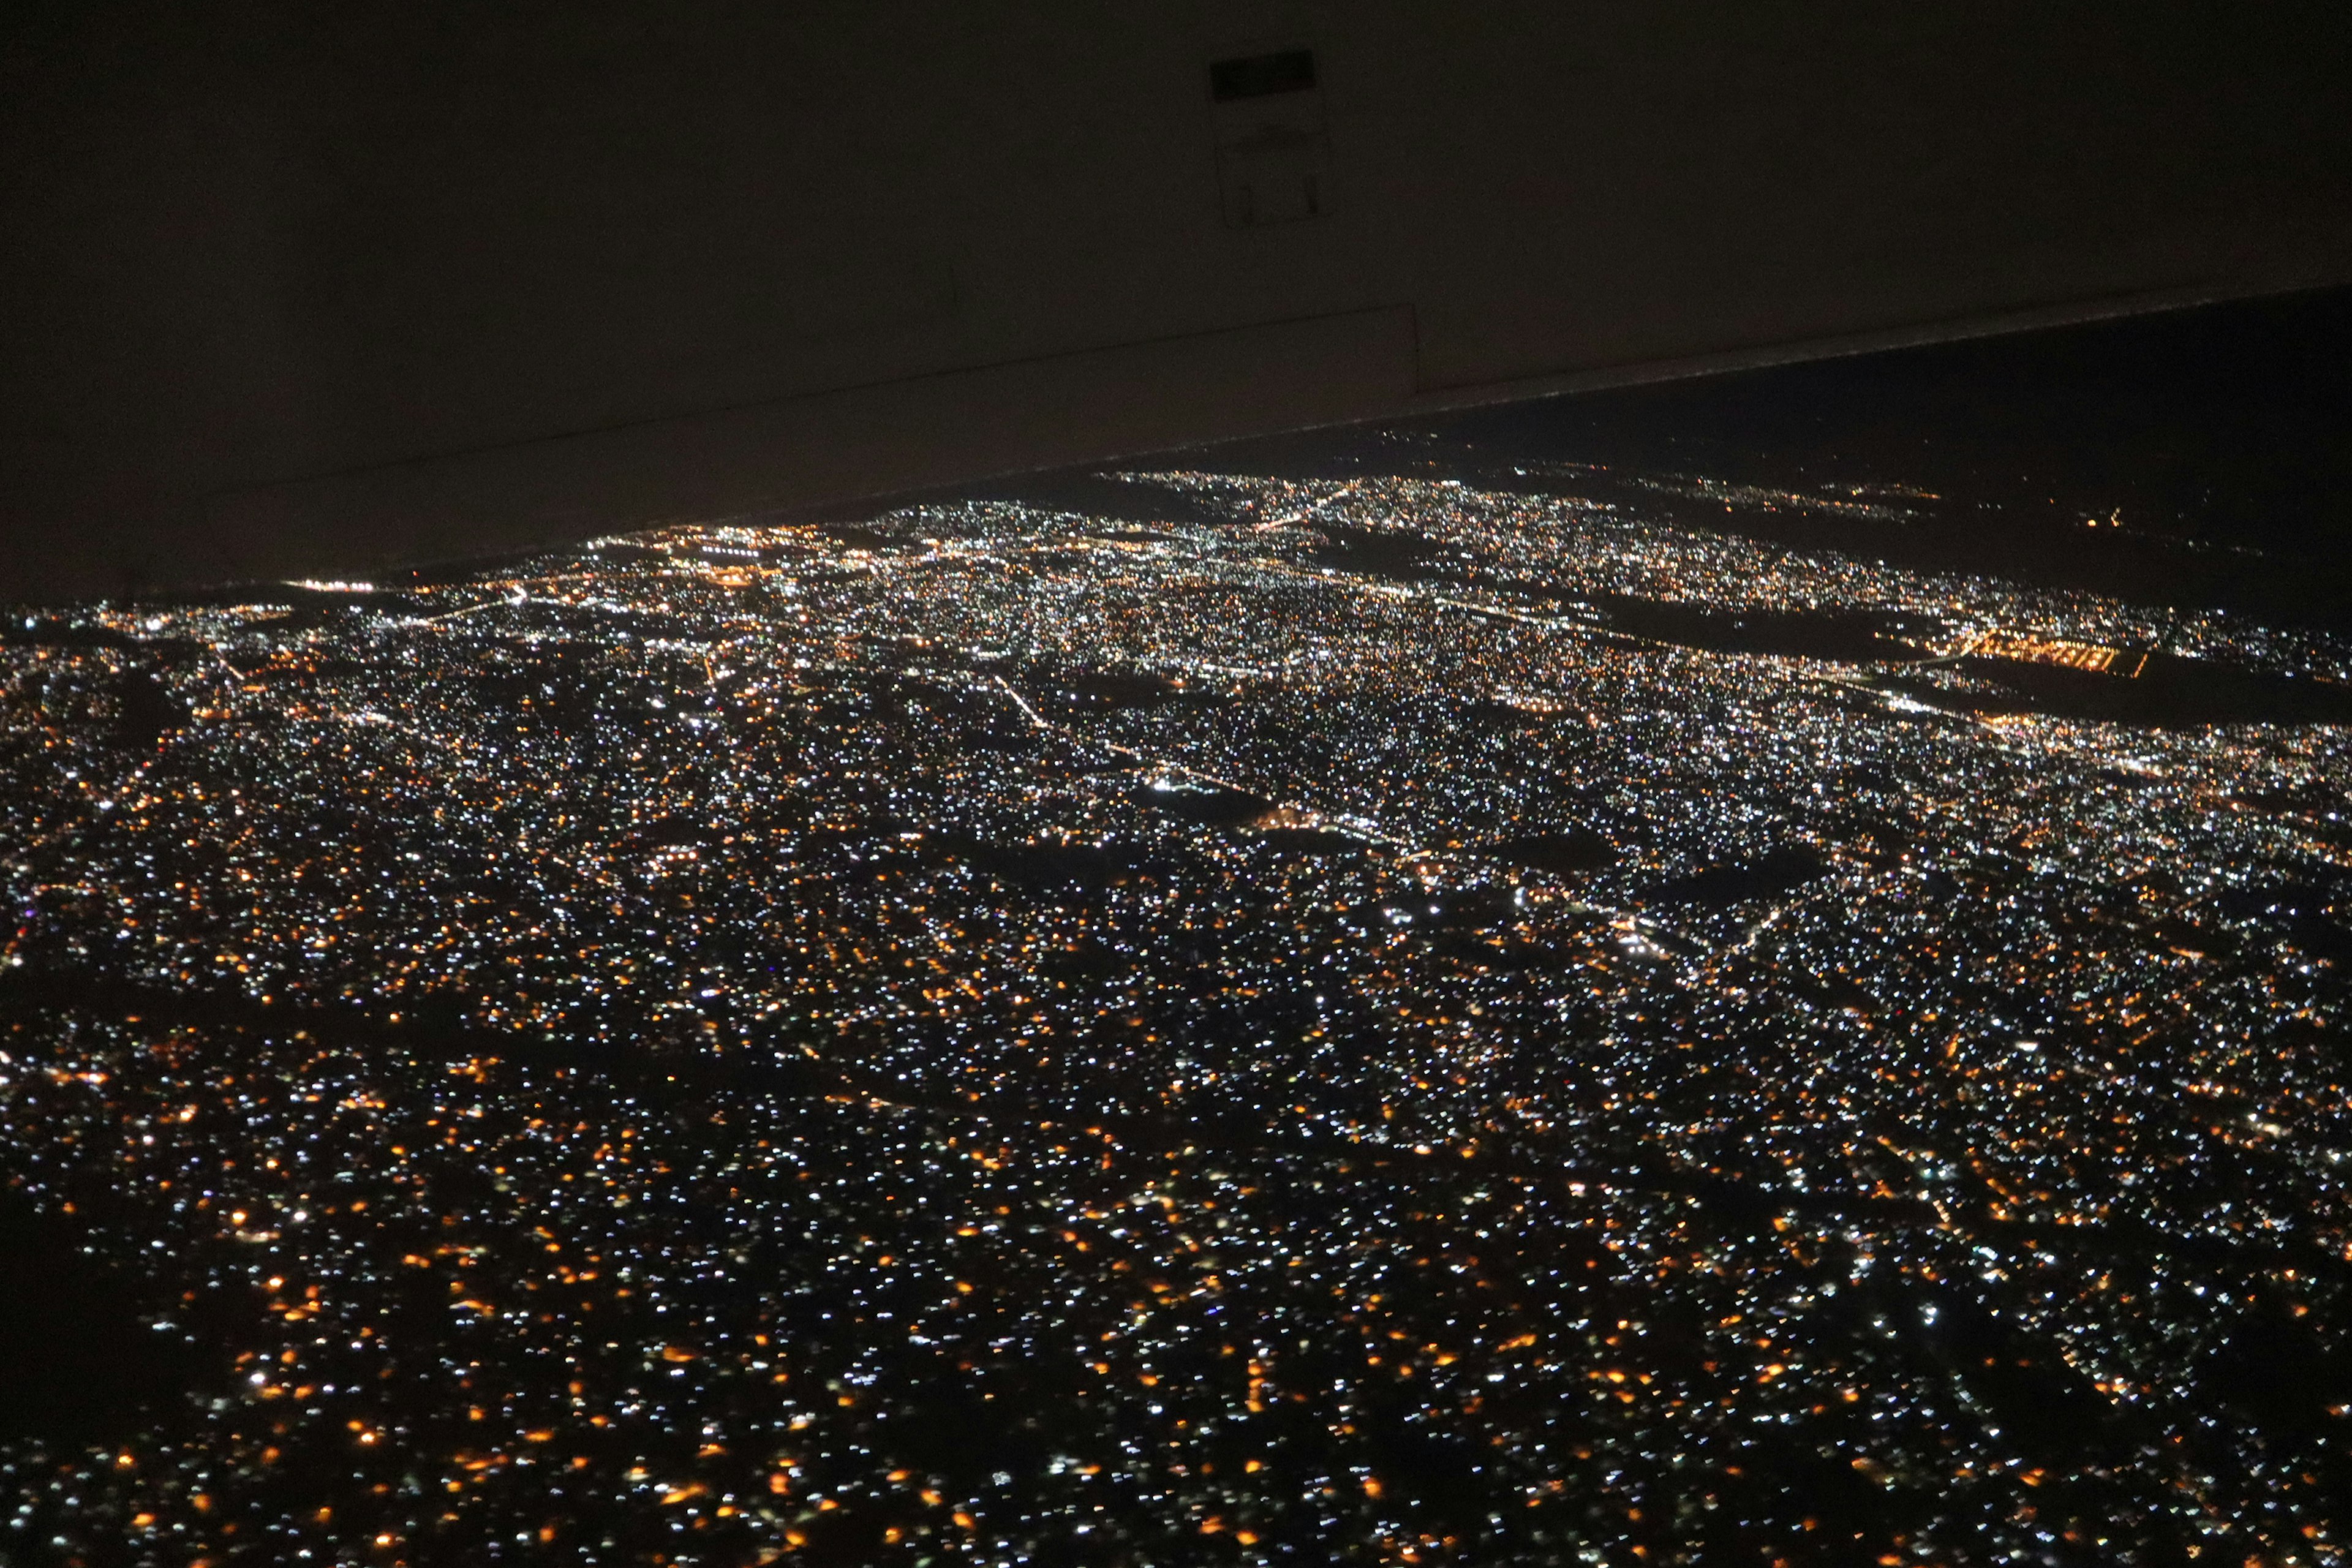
<box><xmin>1909</xmin><ymin>652</ymin><xmax>2352</xmax><ymax>727</ymax></box>
<box><xmin>1</xmin><ymin>618</ymin><xmax>140</xmax><ymax>649</ymax></box>
<box><xmin>1043</xmin><ymin>669</ymin><xmax>1187</xmax><ymax>709</ymax></box>
<box><xmin>1382</xmin><ymin>888</ymin><xmax>1524</xmax><ymax>935</ymax></box>
<box><xmin>1141</xmin><ymin>784</ymin><xmax>1270</xmax><ymax>826</ymax></box>
<box><xmin>133</xmin><ymin>582</ymin><xmax>413</xmax><ymax>611</ymax></box>
<box><xmin>2211</xmin><ymin>878</ymin><xmax>2346</xmax><ymax>923</ymax></box>
<box><xmin>0</xmin><ymin>970</ymin><xmax>837</xmax><ymax>1102</ymax></box>
<box><xmin>1</xmin><ymin>620</ymin><xmax>204</xmax><ymax>663</ymax></box>
<box><xmin>1600</xmin><ymin>595</ymin><xmax>1940</xmax><ymax>665</ymax></box>
<box><xmin>1305</xmin><ymin>524</ymin><xmax>1454</xmax><ymax>582</ymax></box>
<box><xmin>815</xmin><ymin>522</ymin><xmax>897</xmax><ymax>550</ymax></box>
<box><xmin>116</xmin><ymin>668</ymin><xmax>190</xmax><ymax>749</ymax></box>
<box><xmin>2209</xmin><ymin>878</ymin><xmax>2352</xmax><ymax>964</ymax></box>
<box><xmin>972</xmin><ymin>470</ymin><xmax>1232</xmax><ymax>529</ymax></box>
<box><xmin>2193</xmin><ymin>1298</ymin><xmax>2352</xmax><ymax>1444</ymax></box>
<box><xmin>1644</xmin><ymin>846</ymin><xmax>1827</xmax><ymax>907</ymax></box>
<box><xmin>393</xmin><ymin>546</ymin><xmax>562</xmax><ymax>587</ymax></box>
<box><xmin>1254</xmin><ymin>826</ymin><xmax>1366</xmax><ymax>857</ymax></box>
<box><xmin>1463</xmin><ymin>698</ymin><xmax>1575</xmax><ymax>731</ymax></box>
<box><xmin>631</xmin><ymin>815</ymin><xmax>712</xmax><ymax>849</ymax></box>
<box><xmin>0</xmin><ymin>1186</ymin><xmax>201</xmax><ymax>1444</ymax></box>
<box><xmin>1485</xmin><ymin>829</ymin><xmax>1615</xmax><ymax>875</ymax></box>
<box><xmin>952</xmin><ymin>727</ymin><xmax>1039</xmax><ymax>753</ymax></box>
<box><xmin>936</xmin><ymin>836</ymin><xmax>1149</xmax><ymax>894</ymax></box>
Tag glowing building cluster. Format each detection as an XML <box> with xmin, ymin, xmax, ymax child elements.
<box><xmin>2</xmin><ymin>467</ymin><xmax>2348</xmax><ymax>1564</ymax></box>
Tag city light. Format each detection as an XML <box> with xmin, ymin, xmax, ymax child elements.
<box><xmin>1</xmin><ymin>464</ymin><xmax>2346</xmax><ymax>1564</ymax></box>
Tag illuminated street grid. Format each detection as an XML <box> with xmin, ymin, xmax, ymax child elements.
<box><xmin>2</xmin><ymin>470</ymin><xmax>2350</xmax><ymax>1565</ymax></box>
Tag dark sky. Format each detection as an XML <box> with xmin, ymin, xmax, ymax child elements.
<box><xmin>1455</xmin><ymin>285</ymin><xmax>2352</xmax><ymax>543</ymax></box>
<box><xmin>1186</xmin><ymin>285</ymin><xmax>2352</xmax><ymax>633</ymax></box>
